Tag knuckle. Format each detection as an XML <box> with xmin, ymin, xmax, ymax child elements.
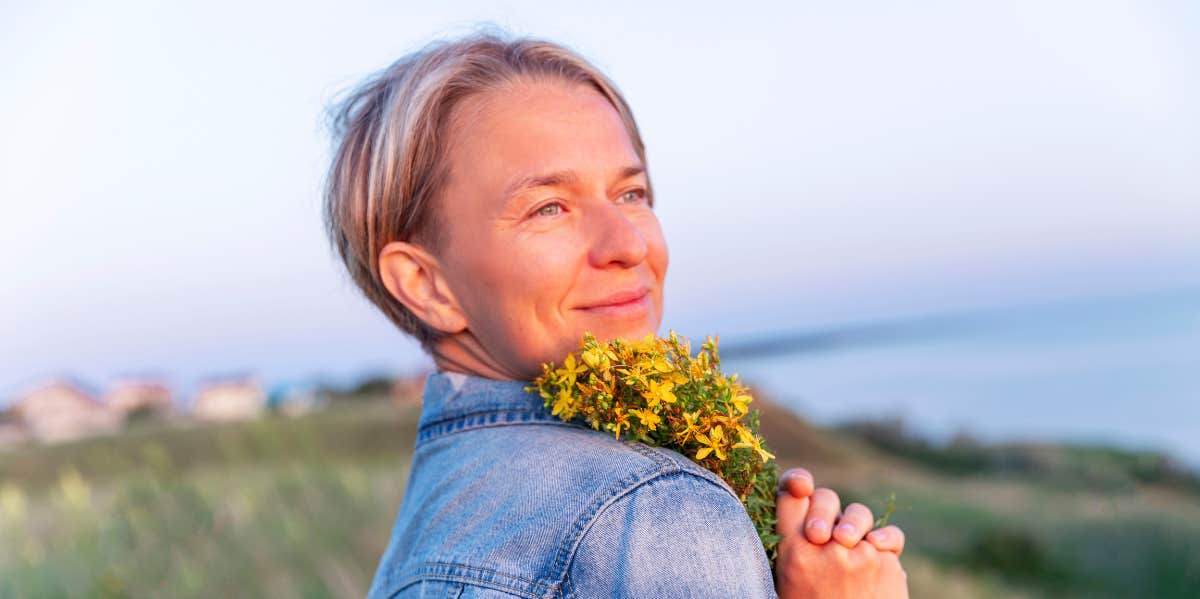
<box><xmin>882</xmin><ymin>552</ymin><xmax>902</xmax><ymax>569</ymax></box>
<box><xmin>832</xmin><ymin>544</ymin><xmax>853</xmax><ymax>568</ymax></box>
<box><xmin>846</xmin><ymin>544</ymin><xmax>874</xmax><ymax>571</ymax></box>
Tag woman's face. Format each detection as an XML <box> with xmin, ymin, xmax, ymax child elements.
<box><xmin>435</xmin><ymin>79</ymin><xmax>668</xmax><ymax>379</ymax></box>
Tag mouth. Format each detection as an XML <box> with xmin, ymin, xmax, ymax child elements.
<box><xmin>577</xmin><ymin>286</ymin><xmax>651</xmax><ymax>318</ymax></box>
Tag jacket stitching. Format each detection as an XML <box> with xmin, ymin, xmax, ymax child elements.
<box><xmin>389</xmin><ymin>419</ymin><xmax>735</xmax><ymax>598</ymax></box>
<box><xmin>416</xmin><ymin>412</ymin><xmax>589</xmax><ymax>446</ymax></box>
<box><xmin>546</xmin><ymin>442</ymin><xmax>743</xmax><ymax>591</ymax></box>
<box><xmin>551</xmin><ymin>468</ymin><xmax>745</xmax><ymax>594</ymax></box>
<box><xmin>627</xmin><ymin>442</ymin><xmax>737</xmax><ymax>496</ymax></box>
<box><xmin>389</xmin><ymin>561</ymin><xmax>557</xmax><ymax>599</ymax></box>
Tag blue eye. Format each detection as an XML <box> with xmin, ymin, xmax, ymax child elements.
<box><xmin>533</xmin><ymin>202</ymin><xmax>564</xmax><ymax>218</ymax></box>
<box><xmin>619</xmin><ymin>189</ymin><xmax>648</xmax><ymax>204</ymax></box>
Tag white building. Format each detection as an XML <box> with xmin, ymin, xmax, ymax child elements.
<box><xmin>105</xmin><ymin>379</ymin><xmax>174</xmax><ymax>421</ymax></box>
<box><xmin>11</xmin><ymin>379</ymin><xmax>121</xmax><ymax>443</ymax></box>
<box><xmin>192</xmin><ymin>378</ymin><xmax>266</xmax><ymax>422</ymax></box>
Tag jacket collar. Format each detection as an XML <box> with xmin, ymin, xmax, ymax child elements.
<box><xmin>416</xmin><ymin>370</ymin><xmax>562</xmax><ymax>442</ymax></box>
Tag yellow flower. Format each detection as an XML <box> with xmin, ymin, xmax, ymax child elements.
<box><xmin>695</xmin><ymin>424</ymin><xmax>728</xmax><ymax>461</ymax></box>
<box><xmin>733</xmin><ymin>427</ymin><xmax>776</xmax><ymax>463</ymax></box>
<box><xmin>582</xmin><ymin>347</ymin><xmax>606</xmax><ymax>370</ymax></box>
<box><xmin>674</xmin><ymin>410</ymin><xmax>703</xmax><ymax>443</ymax></box>
<box><xmin>556</xmin><ymin>353</ymin><xmax>587</xmax><ymax>388</ymax></box>
<box><xmin>551</xmin><ymin>388</ymin><xmax>577</xmax><ymax>418</ymax></box>
<box><xmin>668</xmin><ymin>365</ymin><xmax>691</xmax><ymax>385</ymax></box>
<box><xmin>609</xmin><ymin>406</ymin><xmax>631</xmax><ymax>440</ymax></box>
<box><xmin>0</xmin><ymin>484</ymin><xmax>26</xmax><ymax>519</ymax></box>
<box><xmin>730</xmin><ymin>389</ymin><xmax>751</xmax><ymax>415</ymax></box>
<box><xmin>651</xmin><ymin>357</ymin><xmax>674</xmax><ymax>373</ymax></box>
<box><xmin>632</xmin><ymin>333</ymin><xmax>658</xmax><ymax>354</ymax></box>
<box><xmin>57</xmin><ymin>467</ymin><xmax>90</xmax><ymax>508</ymax></box>
<box><xmin>641</xmin><ymin>379</ymin><xmax>677</xmax><ymax>408</ymax></box>
<box><xmin>621</xmin><ymin>362</ymin><xmax>648</xmax><ymax>387</ymax></box>
<box><xmin>705</xmin><ymin>403</ymin><xmax>741</xmax><ymax>430</ymax></box>
<box><xmin>629</xmin><ymin>408</ymin><xmax>662</xmax><ymax>431</ymax></box>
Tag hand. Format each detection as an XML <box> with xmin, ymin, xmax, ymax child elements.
<box><xmin>773</xmin><ymin>468</ymin><xmax>909</xmax><ymax>599</ymax></box>
<box><xmin>776</xmin><ymin>468</ymin><xmax>906</xmax><ymax>554</ymax></box>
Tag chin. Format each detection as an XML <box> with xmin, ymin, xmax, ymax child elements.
<box><xmin>583</xmin><ymin>319</ymin><xmax>659</xmax><ymax>344</ymax></box>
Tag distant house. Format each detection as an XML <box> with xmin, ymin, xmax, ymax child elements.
<box><xmin>267</xmin><ymin>381</ymin><xmax>326</xmax><ymax>417</ymax></box>
<box><xmin>105</xmin><ymin>379</ymin><xmax>174</xmax><ymax>421</ymax></box>
<box><xmin>192</xmin><ymin>378</ymin><xmax>266</xmax><ymax>422</ymax></box>
<box><xmin>11</xmin><ymin>379</ymin><xmax>121</xmax><ymax>443</ymax></box>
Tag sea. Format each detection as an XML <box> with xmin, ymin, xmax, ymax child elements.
<box><xmin>721</xmin><ymin>288</ymin><xmax>1200</xmax><ymax>471</ymax></box>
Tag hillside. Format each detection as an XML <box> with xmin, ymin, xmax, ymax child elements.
<box><xmin>1</xmin><ymin>395</ymin><xmax>1196</xmax><ymax>598</ymax></box>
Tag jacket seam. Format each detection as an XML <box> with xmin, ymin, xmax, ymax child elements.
<box><xmin>387</xmin><ymin>561</ymin><xmax>557</xmax><ymax>599</ymax></box>
<box><xmin>547</xmin><ymin>444</ymin><xmax>742</xmax><ymax>591</ymax></box>
<box><xmin>416</xmin><ymin>412</ymin><xmax>589</xmax><ymax>446</ymax></box>
<box><xmin>627</xmin><ymin>442</ymin><xmax>739</xmax><ymax>497</ymax></box>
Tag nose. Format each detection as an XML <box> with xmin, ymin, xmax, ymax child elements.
<box><xmin>586</xmin><ymin>201</ymin><xmax>648</xmax><ymax>269</ymax></box>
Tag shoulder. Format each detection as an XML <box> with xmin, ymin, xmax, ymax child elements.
<box><xmin>371</xmin><ymin>422</ymin><xmax>760</xmax><ymax>598</ymax></box>
<box><xmin>566</xmin><ymin>468</ymin><xmax>776</xmax><ymax>598</ymax></box>
<box><xmin>422</xmin><ymin>418</ymin><xmax>736</xmax><ymax>503</ymax></box>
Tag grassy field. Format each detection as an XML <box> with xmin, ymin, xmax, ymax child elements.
<box><xmin>1</xmin><ymin>394</ymin><xmax>1197</xmax><ymax>598</ymax></box>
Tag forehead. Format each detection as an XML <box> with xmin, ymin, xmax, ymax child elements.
<box><xmin>444</xmin><ymin>79</ymin><xmax>641</xmax><ymax>191</ymax></box>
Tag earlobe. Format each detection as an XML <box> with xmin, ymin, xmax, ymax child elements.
<box><xmin>378</xmin><ymin>241</ymin><xmax>468</xmax><ymax>334</ymax></box>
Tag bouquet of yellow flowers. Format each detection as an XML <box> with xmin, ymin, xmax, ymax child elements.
<box><xmin>526</xmin><ymin>330</ymin><xmax>782</xmax><ymax>567</ymax></box>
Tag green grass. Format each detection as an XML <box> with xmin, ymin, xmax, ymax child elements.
<box><xmin>2</xmin><ymin>398</ymin><xmax>1198</xmax><ymax>598</ymax></box>
<box><xmin>0</xmin><ymin>401</ymin><xmax>417</xmax><ymax>599</ymax></box>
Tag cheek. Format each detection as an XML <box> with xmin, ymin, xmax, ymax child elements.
<box><xmin>641</xmin><ymin>216</ymin><xmax>669</xmax><ymax>283</ymax></box>
<box><xmin>461</xmin><ymin>231</ymin><xmax>583</xmax><ymax>336</ymax></box>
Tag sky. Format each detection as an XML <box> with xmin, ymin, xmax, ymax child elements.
<box><xmin>1</xmin><ymin>0</ymin><xmax>1197</xmax><ymax>400</ymax></box>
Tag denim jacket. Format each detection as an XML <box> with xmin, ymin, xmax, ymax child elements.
<box><xmin>367</xmin><ymin>370</ymin><xmax>777</xmax><ymax>599</ymax></box>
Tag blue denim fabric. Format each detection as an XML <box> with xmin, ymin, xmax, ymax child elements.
<box><xmin>367</xmin><ymin>370</ymin><xmax>777</xmax><ymax>599</ymax></box>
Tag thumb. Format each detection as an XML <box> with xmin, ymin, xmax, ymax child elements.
<box><xmin>775</xmin><ymin>488</ymin><xmax>811</xmax><ymax>538</ymax></box>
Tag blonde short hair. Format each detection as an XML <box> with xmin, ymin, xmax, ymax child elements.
<box><xmin>323</xmin><ymin>30</ymin><xmax>654</xmax><ymax>352</ymax></box>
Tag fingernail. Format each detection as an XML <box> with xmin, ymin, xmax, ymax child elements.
<box><xmin>807</xmin><ymin>520</ymin><xmax>829</xmax><ymax>533</ymax></box>
<box><xmin>779</xmin><ymin>471</ymin><xmax>810</xmax><ymax>492</ymax></box>
<box><xmin>835</xmin><ymin>523</ymin><xmax>856</xmax><ymax>536</ymax></box>
<box><xmin>869</xmin><ymin>530</ymin><xmax>886</xmax><ymax>542</ymax></box>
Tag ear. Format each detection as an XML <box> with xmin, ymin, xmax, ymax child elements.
<box><xmin>378</xmin><ymin>240</ymin><xmax>468</xmax><ymax>335</ymax></box>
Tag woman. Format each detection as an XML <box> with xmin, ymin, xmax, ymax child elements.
<box><xmin>324</xmin><ymin>31</ymin><xmax>908</xmax><ymax>598</ymax></box>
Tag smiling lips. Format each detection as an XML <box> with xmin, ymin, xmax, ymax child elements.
<box><xmin>578</xmin><ymin>286</ymin><xmax>651</xmax><ymax>318</ymax></box>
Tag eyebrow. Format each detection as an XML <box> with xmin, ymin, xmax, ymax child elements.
<box><xmin>503</xmin><ymin>165</ymin><xmax>646</xmax><ymax>201</ymax></box>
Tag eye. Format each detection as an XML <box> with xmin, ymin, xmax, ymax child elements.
<box><xmin>531</xmin><ymin>201</ymin><xmax>565</xmax><ymax>218</ymax></box>
<box><xmin>618</xmin><ymin>188</ymin><xmax>648</xmax><ymax>205</ymax></box>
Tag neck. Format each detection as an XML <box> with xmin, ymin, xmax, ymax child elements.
<box><xmin>430</xmin><ymin>331</ymin><xmax>532</xmax><ymax>381</ymax></box>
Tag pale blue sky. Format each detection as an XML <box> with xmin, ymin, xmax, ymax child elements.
<box><xmin>2</xmin><ymin>0</ymin><xmax>1197</xmax><ymax>399</ymax></box>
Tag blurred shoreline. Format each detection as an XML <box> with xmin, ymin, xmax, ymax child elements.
<box><xmin>723</xmin><ymin>286</ymin><xmax>1200</xmax><ymax>471</ymax></box>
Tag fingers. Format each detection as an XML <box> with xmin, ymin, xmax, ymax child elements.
<box><xmin>778</xmin><ymin>468</ymin><xmax>814</xmax><ymax>499</ymax></box>
<box><xmin>803</xmin><ymin>487</ymin><xmax>841</xmax><ymax>544</ymax></box>
<box><xmin>775</xmin><ymin>488</ymin><xmax>811</xmax><ymax>538</ymax></box>
<box><xmin>866</xmin><ymin>525</ymin><xmax>906</xmax><ymax>556</ymax></box>
<box><xmin>832</xmin><ymin>502</ymin><xmax>874</xmax><ymax>548</ymax></box>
